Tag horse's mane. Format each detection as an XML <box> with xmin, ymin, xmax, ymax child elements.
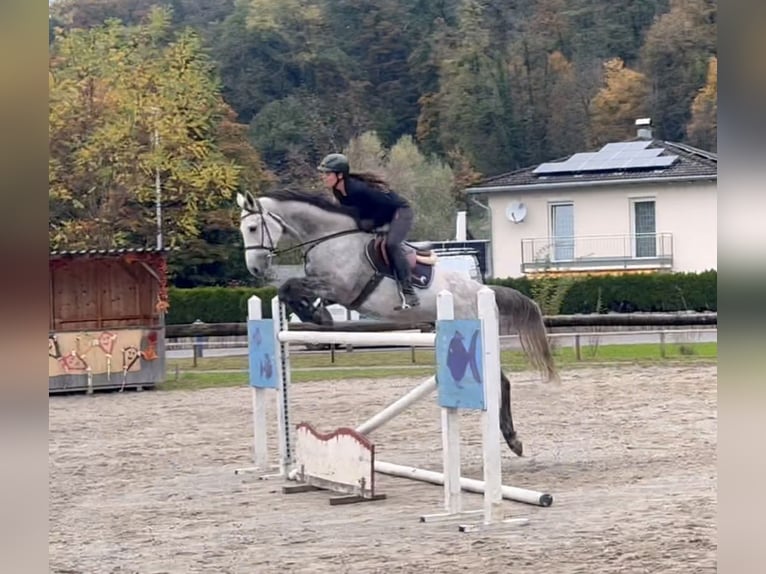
<box><xmin>261</xmin><ymin>188</ymin><xmax>361</xmax><ymax>221</ymax></box>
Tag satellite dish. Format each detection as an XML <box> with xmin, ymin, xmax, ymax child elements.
<box><xmin>505</xmin><ymin>201</ymin><xmax>527</xmax><ymax>223</ymax></box>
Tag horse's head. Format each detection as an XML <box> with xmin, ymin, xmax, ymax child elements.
<box><xmin>237</xmin><ymin>188</ymin><xmax>364</xmax><ymax>280</ymax></box>
<box><xmin>237</xmin><ymin>191</ymin><xmax>286</xmax><ymax>278</ymax></box>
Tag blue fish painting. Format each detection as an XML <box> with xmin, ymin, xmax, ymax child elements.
<box><xmin>248</xmin><ymin>319</ymin><xmax>278</xmax><ymax>389</ymax></box>
<box><xmin>445</xmin><ymin>328</ymin><xmax>482</xmax><ymax>385</ymax></box>
<box><xmin>260</xmin><ymin>353</ymin><xmax>273</xmax><ymax>379</ymax></box>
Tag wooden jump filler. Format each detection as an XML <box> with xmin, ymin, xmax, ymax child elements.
<box><xmin>283</xmin><ymin>424</ymin><xmax>387</xmax><ymax>505</ymax></box>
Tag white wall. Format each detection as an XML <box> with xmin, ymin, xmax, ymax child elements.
<box><xmin>654</xmin><ymin>182</ymin><xmax>717</xmax><ymax>272</ymax></box>
<box><xmin>487</xmin><ymin>180</ymin><xmax>717</xmax><ymax>277</ymax></box>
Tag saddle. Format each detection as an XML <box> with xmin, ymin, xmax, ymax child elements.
<box><xmin>364</xmin><ymin>236</ymin><xmax>438</xmax><ymax>290</ymax></box>
<box><xmin>344</xmin><ymin>233</ymin><xmax>439</xmax><ymax>310</ymax></box>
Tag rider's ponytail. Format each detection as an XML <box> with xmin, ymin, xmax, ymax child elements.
<box><xmin>349</xmin><ymin>172</ymin><xmax>392</xmax><ymax>193</ymax></box>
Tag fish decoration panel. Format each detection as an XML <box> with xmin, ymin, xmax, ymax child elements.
<box><xmin>435</xmin><ymin>319</ymin><xmax>486</xmax><ymax>410</ymax></box>
<box><xmin>247</xmin><ymin>319</ymin><xmax>277</xmax><ymax>389</ymax></box>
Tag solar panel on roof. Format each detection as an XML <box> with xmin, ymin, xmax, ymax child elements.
<box><xmin>533</xmin><ymin>141</ymin><xmax>679</xmax><ymax>175</ymax></box>
<box><xmin>532</xmin><ymin>163</ymin><xmax>562</xmax><ymax>174</ymax></box>
<box><xmin>621</xmin><ymin>158</ymin><xmax>650</xmax><ymax>168</ymax></box>
<box><xmin>603</xmin><ymin>158</ymin><xmax>628</xmax><ymax>170</ymax></box>
<box><xmin>601</xmin><ymin>141</ymin><xmax>652</xmax><ymax>153</ymax></box>
<box><xmin>633</xmin><ymin>149</ymin><xmax>666</xmax><ymax>158</ymax></box>
<box><xmin>648</xmin><ymin>156</ymin><xmax>678</xmax><ymax>167</ymax></box>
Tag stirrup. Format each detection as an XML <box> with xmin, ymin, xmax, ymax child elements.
<box><xmin>394</xmin><ymin>288</ymin><xmax>419</xmax><ymax>311</ymax></box>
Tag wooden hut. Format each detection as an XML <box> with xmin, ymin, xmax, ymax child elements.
<box><xmin>49</xmin><ymin>247</ymin><xmax>171</xmax><ymax>393</ymax></box>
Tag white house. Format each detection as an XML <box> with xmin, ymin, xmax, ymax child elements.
<box><xmin>465</xmin><ymin>122</ymin><xmax>717</xmax><ymax>278</ymax></box>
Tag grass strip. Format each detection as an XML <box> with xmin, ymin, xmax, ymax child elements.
<box><xmin>159</xmin><ymin>342</ymin><xmax>716</xmax><ymax>391</ymax></box>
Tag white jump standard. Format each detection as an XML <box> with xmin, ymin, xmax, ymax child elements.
<box><xmin>237</xmin><ymin>287</ymin><xmax>553</xmax><ymax>531</ymax></box>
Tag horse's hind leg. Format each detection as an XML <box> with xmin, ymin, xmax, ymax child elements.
<box><xmin>500</xmin><ymin>370</ymin><xmax>523</xmax><ymax>456</ymax></box>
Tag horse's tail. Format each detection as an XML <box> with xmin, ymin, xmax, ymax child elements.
<box><xmin>487</xmin><ymin>284</ymin><xmax>559</xmax><ymax>384</ymax></box>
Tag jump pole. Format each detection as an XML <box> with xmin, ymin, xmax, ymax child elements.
<box><xmin>278</xmin><ymin>330</ymin><xmax>436</xmax><ymax>347</ymax></box>
<box><xmin>371</xmin><ymin>461</ymin><xmax>551</xmax><ymax>508</ymax></box>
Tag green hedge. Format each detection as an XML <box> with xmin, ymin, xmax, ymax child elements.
<box><xmin>487</xmin><ymin>270</ymin><xmax>717</xmax><ymax>314</ymax></box>
<box><xmin>165</xmin><ymin>270</ymin><xmax>716</xmax><ymax>323</ymax></box>
<box><xmin>166</xmin><ymin>286</ymin><xmax>278</xmax><ymax>324</ymax></box>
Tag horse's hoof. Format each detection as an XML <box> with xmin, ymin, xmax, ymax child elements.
<box><xmin>311</xmin><ymin>307</ymin><xmax>333</xmax><ymax>325</ymax></box>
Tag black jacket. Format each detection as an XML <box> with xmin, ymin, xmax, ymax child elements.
<box><xmin>333</xmin><ymin>177</ymin><xmax>409</xmax><ymax>228</ymax></box>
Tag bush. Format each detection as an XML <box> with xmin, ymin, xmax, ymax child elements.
<box><xmin>165</xmin><ymin>270</ymin><xmax>716</xmax><ymax>324</ymax></box>
<box><xmin>166</xmin><ymin>286</ymin><xmax>278</xmax><ymax>324</ymax></box>
<box><xmin>488</xmin><ymin>270</ymin><xmax>716</xmax><ymax>314</ymax></box>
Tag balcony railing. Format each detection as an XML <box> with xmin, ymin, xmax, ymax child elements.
<box><xmin>521</xmin><ymin>233</ymin><xmax>673</xmax><ymax>273</ymax></box>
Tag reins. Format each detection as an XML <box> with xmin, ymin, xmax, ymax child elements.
<box><xmin>279</xmin><ymin>228</ymin><xmax>367</xmax><ymax>258</ymax></box>
<box><xmin>240</xmin><ymin>200</ymin><xmax>366</xmax><ymax>259</ymax></box>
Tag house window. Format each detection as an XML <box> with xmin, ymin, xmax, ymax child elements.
<box><xmin>550</xmin><ymin>202</ymin><xmax>574</xmax><ymax>261</ymax></box>
<box><xmin>633</xmin><ymin>199</ymin><xmax>656</xmax><ymax>258</ymax></box>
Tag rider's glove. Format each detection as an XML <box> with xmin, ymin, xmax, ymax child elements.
<box><xmin>358</xmin><ymin>219</ymin><xmax>377</xmax><ymax>232</ymax></box>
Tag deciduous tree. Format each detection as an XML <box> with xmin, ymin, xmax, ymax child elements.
<box><xmin>49</xmin><ymin>7</ymin><xmax>265</xmax><ymax>252</ymax></box>
<box><xmin>686</xmin><ymin>56</ymin><xmax>717</xmax><ymax>151</ymax></box>
<box><xmin>640</xmin><ymin>0</ymin><xmax>716</xmax><ymax>141</ymax></box>
<box><xmin>588</xmin><ymin>58</ymin><xmax>650</xmax><ymax>145</ymax></box>
<box><xmin>422</xmin><ymin>0</ymin><xmax>516</xmax><ymax>175</ymax></box>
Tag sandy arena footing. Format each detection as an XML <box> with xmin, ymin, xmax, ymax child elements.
<box><xmin>49</xmin><ymin>364</ymin><xmax>717</xmax><ymax>574</ymax></box>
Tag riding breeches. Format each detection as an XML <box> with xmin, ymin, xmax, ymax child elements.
<box><xmin>385</xmin><ymin>207</ymin><xmax>414</xmax><ymax>281</ymax></box>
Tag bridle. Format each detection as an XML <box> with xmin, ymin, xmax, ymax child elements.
<box><xmin>240</xmin><ymin>198</ymin><xmax>286</xmax><ymax>255</ymax></box>
<box><xmin>240</xmin><ymin>197</ymin><xmax>366</xmax><ymax>260</ymax></box>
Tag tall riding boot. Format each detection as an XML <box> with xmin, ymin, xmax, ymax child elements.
<box><xmin>391</xmin><ymin>249</ymin><xmax>420</xmax><ymax>309</ymax></box>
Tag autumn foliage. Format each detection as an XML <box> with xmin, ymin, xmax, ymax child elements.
<box><xmin>49</xmin><ymin>7</ymin><xmax>268</xmax><ymax>251</ymax></box>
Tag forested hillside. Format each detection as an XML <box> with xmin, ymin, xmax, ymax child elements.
<box><xmin>48</xmin><ymin>0</ymin><xmax>717</xmax><ymax>285</ymax></box>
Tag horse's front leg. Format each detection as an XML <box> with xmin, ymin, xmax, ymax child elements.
<box><xmin>276</xmin><ymin>276</ymin><xmax>336</xmax><ymax>325</ymax></box>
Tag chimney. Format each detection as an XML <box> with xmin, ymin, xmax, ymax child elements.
<box><xmin>635</xmin><ymin>118</ymin><xmax>653</xmax><ymax>140</ymax></box>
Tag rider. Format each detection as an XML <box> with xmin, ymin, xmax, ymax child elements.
<box><xmin>317</xmin><ymin>152</ymin><xmax>420</xmax><ymax>309</ymax></box>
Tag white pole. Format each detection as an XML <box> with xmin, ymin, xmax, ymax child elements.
<box><xmin>374</xmin><ymin>461</ymin><xmax>552</xmax><ymax>507</ymax></box>
<box><xmin>278</xmin><ymin>330</ymin><xmax>436</xmax><ymax>347</ymax></box>
<box><xmin>248</xmin><ymin>296</ymin><xmax>268</xmax><ymax>470</ymax></box>
<box><xmin>478</xmin><ymin>287</ymin><xmax>503</xmax><ymax>523</ymax></box>
<box><xmin>437</xmin><ymin>290</ymin><xmax>462</xmax><ymax>515</ymax></box>
<box><xmin>455</xmin><ymin>211</ymin><xmax>467</xmax><ymax>242</ymax></box>
<box><xmin>154</xmin><ymin>128</ymin><xmax>162</xmax><ymax>250</ymax></box>
<box><xmin>355</xmin><ymin>376</ymin><xmax>437</xmax><ymax>435</ymax></box>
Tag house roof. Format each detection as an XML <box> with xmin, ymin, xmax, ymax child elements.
<box><xmin>466</xmin><ymin>139</ymin><xmax>717</xmax><ymax>194</ymax></box>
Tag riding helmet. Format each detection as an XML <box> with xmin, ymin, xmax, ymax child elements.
<box><xmin>317</xmin><ymin>153</ymin><xmax>350</xmax><ymax>174</ymax></box>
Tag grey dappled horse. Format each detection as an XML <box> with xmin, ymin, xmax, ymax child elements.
<box><xmin>237</xmin><ymin>189</ymin><xmax>559</xmax><ymax>458</ymax></box>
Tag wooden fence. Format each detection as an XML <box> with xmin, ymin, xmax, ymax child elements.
<box><xmin>165</xmin><ymin>312</ymin><xmax>717</xmax><ymax>339</ymax></box>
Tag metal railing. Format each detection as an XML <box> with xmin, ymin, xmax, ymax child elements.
<box><xmin>521</xmin><ymin>233</ymin><xmax>673</xmax><ymax>272</ymax></box>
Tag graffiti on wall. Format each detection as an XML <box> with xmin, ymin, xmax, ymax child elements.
<box><xmin>48</xmin><ymin>329</ymin><xmax>160</xmax><ymax>384</ymax></box>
